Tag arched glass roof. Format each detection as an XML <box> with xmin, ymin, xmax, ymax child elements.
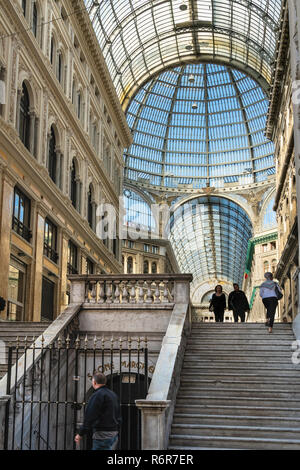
<box><xmin>86</xmin><ymin>0</ymin><xmax>282</xmax><ymax>106</ymax></box>
<box><xmin>169</xmin><ymin>196</ymin><xmax>253</xmax><ymax>286</ymax></box>
<box><xmin>123</xmin><ymin>188</ymin><xmax>156</xmax><ymax>232</ymax></box>
<box><xmin>124</xmin><ymin>63</ymin><xmax>275</xmax><ymax>189</ymax></box>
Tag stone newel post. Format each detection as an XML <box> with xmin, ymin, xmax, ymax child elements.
<box><xmin>135</xmin><ymin>400</ymin><xmax>171</xmax><ymax>450</ymax></box>
<box><xmin>69</xmin><ymin>278</ymin><xmax>86</xmax><ymax>304</ymax></box>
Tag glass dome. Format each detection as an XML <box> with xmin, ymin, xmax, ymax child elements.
<box><xmin>124</xmin><ymin>63</ymin><xmax>275</xmax><ymax>190</ymax></box>
<box><xmin>169</xmin><ymin>196</ymin><xmax>253</xmax><ymax>286</ymax></box>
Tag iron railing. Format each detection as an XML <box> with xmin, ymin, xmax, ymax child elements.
<box><xmin>4</xmin><ymin>335</ymin><xmax>149</xmax><ymax>450</ymax></box>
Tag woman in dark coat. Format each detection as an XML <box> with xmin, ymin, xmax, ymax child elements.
<box><xmin>209</xmin><ymin>285</ymin><xmax>226</xmax><ymax>322</ymax></box>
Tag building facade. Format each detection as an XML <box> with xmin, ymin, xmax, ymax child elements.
<box><xmin>0</xmin><ymin>0</ymin><xmax>131</xmax><ymax>322</ymax></box>
<box><xmin>265</xmin><ymin>0</ymin><xmax>298</xmax><ymax>323</ymax></box>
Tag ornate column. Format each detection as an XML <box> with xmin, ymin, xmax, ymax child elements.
<box><xmin>75</xmin><ymin>177</ymin><xmax>81</xmax><ymax>213</ymax></box>
<box><xmin>32</xmin><ymin>203</ymin><xmax>47</xmax><ymax>321</ymax></box>
<box><xmin>29</xmin><ymin>110</ymin><xmax>36</xmax><ymax>155</ymax></box>
<box><xmin>288</xmin><ymin>0</ymin><xmax>300</xmax><ymax>331</ymax></box>
<box><xmin>60</xmin><ymin>231</ymin><xmax>69</xmax><ymax>312</ymax></box>
<box><xmin>92</xmin><ymin>201</ymin><xmax>96</xmax><ymax>232</ymax></box>
<box><xmin>55</xmin><ymin>149</ymin><xmax>62</xmax><ymax>189</ymax></box>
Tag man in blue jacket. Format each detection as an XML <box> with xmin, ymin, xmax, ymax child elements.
<box><xmin>74</xmin><ymin>372</ymin><xmax>121</xmax><ymax>450</ymax></box>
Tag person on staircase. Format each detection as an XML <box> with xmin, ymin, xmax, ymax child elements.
<box><xmin>228</xmin><ymin>283</ymin><xmax>250</xmax><ymax>323</ymax></box>
<box><xmin>259</xmin><ymin>272</ymin><xmax>283</xmax><ymax>333</ymax></box>
<box><xmin>209</xmin><ymin>285</ymin><xmax>226</xmax><ymax>322</ymax></box>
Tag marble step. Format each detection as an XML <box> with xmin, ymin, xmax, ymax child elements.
<box><xmin>172</xmin><ymin>413</ymin><xmax>300</xmax><ymax>428</ymax></box>
<box><xmin>171</xmin><ymin>423</ymin><xmax>300</xmax><ymax>440</ymax></box>
<box><xmin>177</xmin><ymin>386</ymin><xmax>300</xmax><ymax>399</ymax></box>
<box><xmin>174</xmin><ymin>394</ymin><xmax>300</xmax><ymax>408</ymax></box>
<box><xmin>174</xmin><ymin>403</ymin><xmax>300</xmax><ymax>418</ymax></box>
<box><xmin>168</xmin><ymin>434</ymin><xmax>300</xmax><ymax>450</ymax></box>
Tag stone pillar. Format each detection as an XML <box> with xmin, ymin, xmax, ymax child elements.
<box><xmin>92</xmin><ymin>201</ymin><xmax>96</xmax><ymax>232</ymax></box>
<box><xmin>60</xmin><ymin>232</ymin><xmax>69</xmax><ymax>311</ymax></box>
<box><xmin>29</xmin><ymin>111</ymin><xmax>36</xmax><ymax>154</ymax></box>
<box><xmin>135</xmin><ymin>400</ymin><xmax>171</xmax><ymax>450</ymax></box>
<box><xmin>0</xmin><ymin>170</ymin><xmax>16</xmax><ymax>319</ymax></box>
<box><xmin>76</xmin><ymin>178</ymin><xmax>81</xmax><ymax>213</ymax></box>
<box><xmin>0</xmin><ymin>395</ymin><xmax>10</xmax><ymax>450</ymax></box>
<box><xmin>33</xmin><ymin>116</ymin><xmax>39</xmax><ymax>159</ymax></box>
<box><xmin>32</xmin><ymin>204</ymin><xmax>46</xmax><ymax>322</ymax></box>
<box><xmin>55</xmin><ymin>150</ymin><xmax>62</xmax><ymax>189</ymax></box>
<box><xmin>15</xmin><ymin>88</ymin><xmax>22</xmax><ymax>134</ymax></box>
<box><xmin>288</xmin><ymin>0</ymin><xmax>300</xmax><ymax>320</ymax></box>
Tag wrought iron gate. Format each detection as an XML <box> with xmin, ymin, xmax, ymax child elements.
<box><xmin>4</xmin><ymin>336</ymin><xmax>149</xmax><ymax>450</ymax></box>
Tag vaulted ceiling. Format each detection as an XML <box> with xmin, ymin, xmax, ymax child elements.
<box><xmin>86</xmin><ymin>0</ymin><xmax>282</xmax><ymax>109</ymax></box>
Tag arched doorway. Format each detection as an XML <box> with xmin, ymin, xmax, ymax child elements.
<box><xmin>84</xmin><ymin>372</ymin><xmax>150</xmax><ymax>450</ymax></box>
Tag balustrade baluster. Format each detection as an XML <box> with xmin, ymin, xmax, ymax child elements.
<box><xmin>98</xmin><ymin>281</ymin><xmax>105</xmax><ymax>304</ymax></box>
<box><xmin>154</xmin><ymin>281</ymin><xmax>161</xmax><ymax>303</ymax></box>
<box><xmin>113</xmin><ymin>281</ymin><xmax>121</xmax><ymax>303</ymax></box>
<box><xmin>129</xmin><ymin>280</ymin><xmax>137</xmax><ymax>303</ymax></box>
<box><xmin>90</xmin><ymin>281</ymin><xmax>97</xmax><ymax>303</ymax></box>
<box><xmin>85</xmin><ymin>282</ymin><xmax>90</xmax><ymax>302</ymax></box>
<box><xmin>121</xmin><ymin>281</ymin><xmax>129</xmax><ymax>303</ymax></box>
<box><xmin>146</xmin><ymin>280</ymin><xmax>153</xmax><ymax>303</ymax></box>
<box><xmin>137</xmin><ymin>280</ymin><xmax>145</xmax><ymax>303</ymax></box>
<box><xmin>162</xmin><ymin>280</ymin><xmax>169</xmax><ymax>303</ymax></box>
<box><xmin>106</xmin><ymin>281</ymin><xmax>113</xmax><ymax>303</ymax></box>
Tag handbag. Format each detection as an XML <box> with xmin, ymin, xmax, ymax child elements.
<box><xmin>275</xmin><ymin>284</ymin><xmax>283</xmax><ymax>300</ymax></box>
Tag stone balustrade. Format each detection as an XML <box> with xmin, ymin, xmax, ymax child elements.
<box><xmin>68</xmin><ymin>274</ymin><xmax>192</xmax><ymax>306</ymax></box>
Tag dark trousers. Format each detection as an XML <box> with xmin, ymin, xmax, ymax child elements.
<box><xmin>262</xmin><ymin>297</ymin><xmax>278</xmax><ymax>328</ymax></box>
<box><xmin>233</xmin><ymin>310</ymin><xmax>246</xmax><ymax>323</ymax></box>
<box><xmin>214</xmin><ymin>309</ymin><xmax>224</xmax><ymax>322</ymax></box>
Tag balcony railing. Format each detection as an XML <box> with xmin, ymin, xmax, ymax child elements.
<box><xmin>12</xmin><ymin>217</ymin><xmax>32</xmax><ymax>242</ymax></box>
<box><xmin>43</xmin><ymin>243</ymin><xmax>59</xmax><ymax>263</ymax></box>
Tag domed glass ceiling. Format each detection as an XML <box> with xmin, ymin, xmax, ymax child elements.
<box><xmin>86</xmin><ymin>0</ymin><xmax>282</xmax><ymax>106</ymax></box>
<box><xmin>124</xmin><ymin>63</ymin><xmax>275</xmax><ymax>189</ymax></box>
<box><xmin>169</xmin><ymin>196</ymin><xmax>253</xmax><ymax>286</ymax></box>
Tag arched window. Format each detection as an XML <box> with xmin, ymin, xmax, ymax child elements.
<box><xmin>143</xmin><ymin>260</ymin><xmax>149</xmax><ymax>274</ymax></box>
<box><xmin>48</xmin><ymin>126</ymin><xmax>57</xmax><ymax>183</ymax></box>
<box><xmin>77</xmin><ymin>91</ymin><xmax>82</xmax><ymax>120</ymax></box>
<box><xmin>72</xmin><ymin>79</ymin><xmax>76</xmax><ymax>104</ymax></box>
<box><xmin>50</xmin><ymin>36</ymin><xmax>55</xmax><ymax>65</ymax></box>
<box><xmin>32</xmin><ymin>2</ymin><xmax>38</xmax><ymax>37</ymax></box>
<box><xmin>263</xmin><ymin>261</ymin><xmax>269</xmax><ymax>273</ymax></box>
<box><xmin>127</xmin><ymin>257</ymin><xmax>133</xmax><ymax>274</ymax></box>
<box><xmin>19</xmin><ymin>82</ymin><xmax>30</xmax><ymax>150</ymax></box>
<box><xmin>151</xmin><ymin>262</ymin><xmax>157</xmax><ymax>274</ymax></box>
<box><xmin>70</xmin><ymin>160</ymin><xmax>77</xmax><ymax>208</ymax></box>
<box><xmin>57</xmin><ymin>51</ymin><xmax>63</xmax><ymax>84</ymax></box>
<box><xmin>87</xmin><ymin>184</ymin><xmax>93</xmax><ymax>228</ymax></box>
<box><xmin>271</xmin><ymin>259</ymin><xmax>277</xmax><ymax>275</ymax></box>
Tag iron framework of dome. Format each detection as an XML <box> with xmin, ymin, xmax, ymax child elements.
<box><xmin>123</xmin><ymin>63</ymin><xmax>275</xmax><ymax>189</ymax></box>
<box><xmin>169</xmin><ymin>196</ymin><xmax>253</xmax><ymax>286</ymax></box>
<box><xmin>86</xmin><ymin>0</ymin><xmax>282</xmax><ymax>106</ymax></box>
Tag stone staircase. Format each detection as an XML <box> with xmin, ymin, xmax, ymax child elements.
<box><xmin>0</xmin><ymin>321</ymin><xmax>51</xmax><ymax>379</ymax></box>
<box><xmin>169</xmin><ymin>322</ymin><xmax>300</xmax><ymax>450</ymax></box>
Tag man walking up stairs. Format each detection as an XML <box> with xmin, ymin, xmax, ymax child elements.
<box><xmin>169</xmin><ymin>322</ymin><xmax>300</xmax><ymax>450</ymax></box>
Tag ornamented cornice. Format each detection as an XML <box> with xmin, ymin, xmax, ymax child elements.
<box><xmin>69</xmin><ymin>0</ymin><xmax>132</xmax><ymax>148</ymax></box>
<box><xmin>266</xmin><ymin>0</ymin><xmax>290</xmax><ymax>139</ymax></box>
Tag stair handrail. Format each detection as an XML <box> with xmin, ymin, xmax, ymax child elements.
<box><xmin>135</xmin><ymin>276</ymin><xmax>192</xmax><ymax>450</ymax></box>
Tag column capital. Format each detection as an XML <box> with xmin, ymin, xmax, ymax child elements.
<box><xmin>2</xmin><ymin>166</ymin><xmax>18</xmax><ymax>188</ymax></box>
